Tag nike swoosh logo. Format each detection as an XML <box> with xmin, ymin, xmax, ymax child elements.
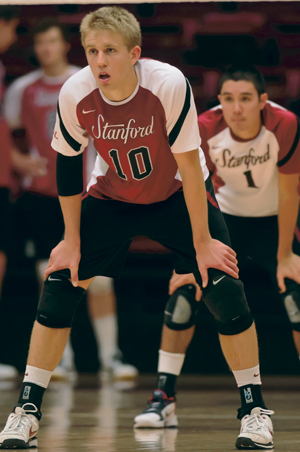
<box><xmin>82</xmin><ymin>109</ymin><xmax>96</xmax><ymax>114</ymax></box>
<box><xmin>29</xmin><ymin>427</ymin><xmax>37</xmax><ymax>437</ymax></box>
<box><xmin>48</xmin><ymin>276</ymin><xmax>62</xmax><ymax>281</ymax></box>
<box><xmin>213</xmin><ymin>275</ymin><xmax>226</xmax><ymax>285</ymax></box>
<box><xmin>254</xmin><ymin>373</ymin><xmax>260</xmax><ymax>377</ymax></box>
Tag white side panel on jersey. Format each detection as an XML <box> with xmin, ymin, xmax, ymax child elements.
<box><xmin>51</xmin><ymin>66</ymin><xmax>97</xmax><ymax>156</ymax></box>
<box><xmin>86</xmin><ymin>153</ymin><xmax>110</xmax><ymax>192</ymax></box>
<box><xmin>85</xmin><ymin>138</ymin><xmax>97</xmax><ymax>183</ymax></box>
<box><xmin>5</xmin><ymin>69</ymin><xmax>43</xmax><ymax>128</ymax></box>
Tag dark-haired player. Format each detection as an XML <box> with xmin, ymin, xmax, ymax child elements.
<box><xmin>136</xmin><ymin>64</ymin><xmax>300</xmax><ymax>449</ymax></box>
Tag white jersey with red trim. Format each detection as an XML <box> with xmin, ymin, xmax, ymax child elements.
<box><xmin>5</xmin><ymin>66</ymin><xmax>80</xmax><ymax>197</ymax></box>
<box><xmin>198</xmin><ymin>101</ymin><xmax>300</xmax><ymax>217</ymax></box>
<box><xmin>51</xmin><ymin>58</ymin><xmax>208</xmax><ymax>204</ymax></box>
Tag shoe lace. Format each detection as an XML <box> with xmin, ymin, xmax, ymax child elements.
<box><xmin>6</xmin><ymin>404</ymin><xmax>38</xmax><ymax>434</ymax></box>
<box><xmin>242</xmin><ymin>408</ymin><xmax>274</xmax><ymax>432</ymax></box>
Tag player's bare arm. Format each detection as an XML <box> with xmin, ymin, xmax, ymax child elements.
<box><xmin>173</xmin><ymin>149</ymin><xmax>239</xmax><ymax>287</ymax></box>
<box><xmin>277</xmin><ymin>172</ymin><xmax>300</xmax><ymax>292</ymax></box>
<box><xmin>44</xmin><ymin>193</ymin><xmax>82</xmax><ymax>287</ymax></box>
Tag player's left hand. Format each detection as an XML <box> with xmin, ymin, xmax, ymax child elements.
<box><xmin>169</xmin><ymin>271</ymin><xmax>202</xmax><ymax>301</ymax></box>
<box><xmin>195</xmin><ymin>239</ymin><xmax>239</xmax><ymax>288</ymax></box>
<box><xmin>277</xmin><ymin>252</ymin><xmax>300</xmax><ymax>293</ymax></box>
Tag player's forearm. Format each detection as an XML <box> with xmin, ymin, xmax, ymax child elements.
<box><xmin>277</xmin><ymin>174</ymin><xmax>299</xmax><ymax>260</ymax></box>
<box><xmin>58</xmin><ymin>194</ymin><xmax>82</xmax><ymax>244</ymax></box>
<box><xmin>174</xmin><ymin>149</ymin><xmax>211</xmax><ymax>248</ymax></box>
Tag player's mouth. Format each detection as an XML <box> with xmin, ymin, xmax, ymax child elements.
<box><xmin>98</xmin><ymin>72</ymin><xmax>110</xmax><ymax>83</ymax></box>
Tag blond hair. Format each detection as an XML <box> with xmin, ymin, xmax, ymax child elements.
<box><xmin>80</xmin><ymin>6</ymin><xmax>141</xmax><ymax>50</ymax></box>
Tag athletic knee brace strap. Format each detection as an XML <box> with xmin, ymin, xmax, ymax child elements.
<box><xmin>164</xmin><ymin>284</ymin><xmax>199</xmax><ymax>330</ymax></box>
<box><xmin>283</xmin><ymin>291</ymin><xmax>300</xmax><ymax>332</ymax></box>
<box><xmin>36</xmin><ymin>273</ymin><xmax>86</xmax><ymax>328</ymax></box>
<box><xmin>202</xmin><ymin>276</ymin><xmax>253</xmax><ymax>336</ymax></box>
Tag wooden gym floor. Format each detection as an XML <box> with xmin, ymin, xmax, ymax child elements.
<box><xmin>0</xmin><ymin>374</ymin><xmax>299</xmax><ymax>451</ymax></box>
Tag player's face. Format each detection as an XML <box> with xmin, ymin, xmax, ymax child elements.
<box><xmin>34</xmin><ymin>27</ymin><xmax>69</xmax><ymax>68</ymax></box>
<box><xmin>218</xmin><ymin>80</ymin><xmax>268</xmax><ymax>140</ymax></box>
<box><xmin>0</xmin><ymin>18</ymin><xmax>18</xmax><ymax>53</ymax></box>
<box><xmin>84</xmin><ymin>29</ymin><xmax>141</xmax><ymax>101</ymax></box>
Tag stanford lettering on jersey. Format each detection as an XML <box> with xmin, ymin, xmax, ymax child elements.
<box><xmin>91</xmin><ymin>114</ymin><xmax>154</xmax><ymax>144</ymax></box>
<box><xmin>219</xmin><ymin>145</ymin><xmax>270</xmax><ymax>169</ymax></box>
<box><xmin>35</xmin><ymin>90</ymin><xmax>59</xmax><ymax>107</ymax></box>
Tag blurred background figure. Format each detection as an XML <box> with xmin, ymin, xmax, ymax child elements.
<box><xmin>0</xmin><ymin>5</ymin><xmax>46</xmax><ymax>380</ymax></box>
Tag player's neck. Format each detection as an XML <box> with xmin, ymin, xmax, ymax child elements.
<box><xmin>230</xmin><ymin>121</ymin><xmax>262</xmax><ymax>142</ymax></box>
<box><xmin>100</xmin><ymin>67</ymin><xmax>138</xmax><ymax>102</ymax></box>
<box><xmin>42</xmin><ymin>59</ymin><xmax>69</xmax><ymax>78</ymax></box>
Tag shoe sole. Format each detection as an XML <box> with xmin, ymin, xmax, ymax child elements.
<box><xmin>0</xmin><ymin>437</ymin><xmax>38</xmax><ymax>449</ymax></box>
<box><xmin>134</xmin><ymin>414</ymin><xmax>178</xmax><ymax>429</ymax></box>
<box><xmin>236</xmin><ymin>436</ymin><xmax>274</xmax><ymax>449</ymax></box>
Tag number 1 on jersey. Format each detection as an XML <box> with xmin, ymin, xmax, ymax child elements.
<box><xmin>243</xmin><ymin>170</ymin><xmax>258</xmax><ymax>188</ymax></box>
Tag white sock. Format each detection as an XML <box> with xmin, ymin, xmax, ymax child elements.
<box><xmin>23</xmin><ymin>365</ymin><xmax>52</xmax><ymax>388</ymax></box>
<box><xmin>93</xmin><ymin>314</ymin><xmax>119</xmax><ymax>368</ymax></box>
<box><xmin>232</xmin><ymin>365</ymin><xmax>262</xmax><ymax>387</ymax></box>
<box><xmin>158</xmin><ymin>350</ymin><xmax>185</xmax><ymax>376</ymax></box>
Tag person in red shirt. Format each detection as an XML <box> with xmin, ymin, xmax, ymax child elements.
<box><xmin>0</xmin><ymin>5</ymin><xmax>46</xmax><ymax>380</ymax></box>
<box><xmin>0</xmin><ymin>10</ymin><xmax>272</xmax><ymax>451</ymax></box>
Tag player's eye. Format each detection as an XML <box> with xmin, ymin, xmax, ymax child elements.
<box><xmin>106</xmin><ymin>48</ymin><xmax>115</xmax><ymax>53</ymax></box>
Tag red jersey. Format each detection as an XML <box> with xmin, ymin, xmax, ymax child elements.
<box><xmin>0</xmin><ymin>60</ymin><xmax>13</xmax><ymax>189</ymax></box>
<box><xmin>5</xmin><ymin>66</ymin><xmax>80</xmax><ymax>197</ymax></box>
<box><xmin>51</xmin><ymin>59</ymin><xmax>208</xmax><ymax>204</ymax></box>
<box><xmin>198</xmin><ymin>101</ymin><xmax>300</xmax><ymax>216</ymax></box>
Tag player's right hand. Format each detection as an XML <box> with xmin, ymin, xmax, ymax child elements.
<box><xmin>44</xmin><ymin>239</ymin><xmax>81</xmax><ymax>287</ymax></box>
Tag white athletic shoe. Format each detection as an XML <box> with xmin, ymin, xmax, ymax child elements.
<box><xmin>134</xmin><ymin>390</ymin><xmax>178</xmax><ymax>429</ymax></box>
<box><xmin>236</xmin><ymin>407</ymin><xmax>274</xmax><ymax>450</ymax></box>
<box><xmin>0</xmin><ymin>403</ymin><xmax>39</xmax><ymax>449</ymax></box>
<box><xmin>103</xmin><ymin>358</ymin><xmax>138</xmax><ymax>381</ymax></box>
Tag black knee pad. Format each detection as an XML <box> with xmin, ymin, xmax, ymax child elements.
<box><xmin>36</xmin><ymin>272</ymin><xmax>86</xmax><ymax>328</ymax></box>
<box><xmin>202</xmin><ymin>275</ymin><xmax>253</xmax><ymax>335</ymax></box>
<box><xmin>282</xmin><ymin>291</ymin><xmax>300</xmax><ymax>332</ymax></box>
<box><xmin>164</xmin><ymin>284</ymin><xmax>199</xmax><ymax>330</ymax></box>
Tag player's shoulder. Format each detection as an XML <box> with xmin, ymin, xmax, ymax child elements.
<box><xmin>60</xmin><ymin>65</ymin><xmax>97</xmax><ymax>104</ymax></box>
<box><xmin>137</xmin><ymin>58</ymin><xmax>186</xmax><ymax>90</ymax></box>
<box><xmin>263</xmin><ymin>100</ymin><xmax>297</xmax><ymax>131</ymax></box>
<box><xmin>6</xmin><ymin>69</ymin><xmax>43</xmax><ymax>95</ymax></box>
<box><xmin>198</xmin><ymin>104</ymin><xmax>227</xmax><ymax>136</ymax></box>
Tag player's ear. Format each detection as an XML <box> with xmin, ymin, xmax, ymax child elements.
<box><xmin>130</xmin><ymin>45</ymin><xmax>141</xmax><ymax>65</ymax></box>
<box><xmin>259</xmin><ymin>92</ymin><xmax>268</xmax><ymax>110</ymax></box>
<box><xmin>217</xmin><ymin>94</ymin><xmax>221</xmax><ymax>104</ymax></box>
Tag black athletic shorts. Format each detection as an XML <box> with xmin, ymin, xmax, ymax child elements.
<box><xmin>57</xmin><ymin>177</ymin><xmax>231</xmax><ymax>288</ymax></box>
<box><xmin>14</xmin><ymin>192</ymin><xmax>64</xmax><ymax>260</ymax></box>
<box><xmin>223</xmin><ymin>211</ymin><xmax>300</xmax><ymax>294</ymax></box>
<box><xmin>0</xmin><ymin>187</ymin><xmax>11</xmax><ymax>254</ymax></box>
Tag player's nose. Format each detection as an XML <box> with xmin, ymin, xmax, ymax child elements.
<box><xmin>233</xmin><ymin>100</ymin><xmax>242</xmax><ymax>113</ymax></box>
<box><xmin>97</xmin><ymin>51</ymin><xmax>107</xmax><ymax>67</ymax></box>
